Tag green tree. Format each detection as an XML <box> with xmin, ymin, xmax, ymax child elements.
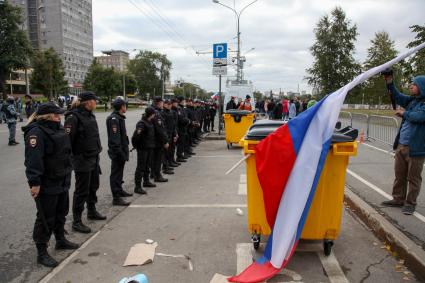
<box><xmin>362</xmin><ymin>31</ymin><xmax>399</xmax><ymax>105</ymax></box>
<box><xmin>0</xmin><ymin>1</ymin><xmax>33</xmax><ymax>99</ymax></box>
<box><xmin>83</xmin><ymin>60</ymin><xmax>121</xmax><ymax>101</ymax></box>
<box><xmin>120</xmin><ymin>71</ymin><xmax>138</xmax><ymax>95</ymax></box>
<box><xmin>253</xmin><ymin>90</ymin><xmax>263</xmax><ymax>102</ymax></box>
<box><xmin>407</xmin><ymin>24</ymin><xmax>425</xmax><ymax>77</ymax></box>
<box><xmin>127</xmin><ymin>50</ymin><xmax>172</xmax><ymax>97</ymax></box>
<box><xmin>30</xmin><ymin>48</ymin><xmax>67</xmax><ymax>99</ymax></box>
<box><xmin>306</xmin><ymin>7</ymin><xmax>360</xmax><ymax>98</ymax></box>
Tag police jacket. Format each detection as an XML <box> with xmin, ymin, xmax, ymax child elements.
<box><xmin>162</xmin><ymin>108</ymin><xmax>177</xmax><ymax>138</ymax></box>
<box><xmin>106</xmin><ymin>111</ymin><xmax>129</xmax><ymax>161</ymax></box>
<box><xmin>133</xmin><ymin>117</ymin><xmax>156</xmax><ymax>149</ymax></box>
<box><xmin>175</xmin><ymin>105</ymin><xmax>190</xmax><ymax>133</ymax></box>
<box><xmin>4</xmin><ymin>103</ymin><xmax>18</xmax><ymax>123</ymax></box>
<box><xmin>152</xmin><ymin>107</ymin><xmax>169</xmax><ymax>147</ymax></box>
<box><xmin>23</xmin><ymin>120</ymin><xmax>72</xmax><ymax>195</ymax></box>
<box><xmin>64</xmin><ymin>106</ymin><xmax>102</xmax><ymax>172</ymax></box>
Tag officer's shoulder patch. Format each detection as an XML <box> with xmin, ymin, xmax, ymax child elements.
<box><xmin>111</xmin><ymin>117</ymin><xmax>117</xmax><ymax>120</ymax></box>
<box><xmin>112</xmin><ymin>124</ymin><xmax>118</xmax><ymax>133</ymax></box>
<box><xmin>28</xmin><ymin>135</ymin><xmax>37</xmax><ymax>148</ymax></box>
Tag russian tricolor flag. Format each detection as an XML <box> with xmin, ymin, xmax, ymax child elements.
<box><xmin>228</xmin><ymin>42</ymin><xmax>425</xmax><ymax>283</ymax></box>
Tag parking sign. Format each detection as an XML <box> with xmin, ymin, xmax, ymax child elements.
<box><xmin>213</xmin><ymin>43</ymin><xmax>227</xmax><ymax>59</ymax></box>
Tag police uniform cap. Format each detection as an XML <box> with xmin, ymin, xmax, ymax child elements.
<box><xmin>171</xmin><ymin>98</ymin><xmax>179</xmax><ymax>103</ymax></box>
<box><xmin>176</xmin><ymin>96</ymin><xmax>185</xmax><ymax>102</ymax></box>
<box><xmin>153</xmin><ymin>96</ymin><xmax>163</xmax><ymax>103</ymax></box>
<box><xmin>36</xmin><ymin>102</ymin><xmax>65</xmax><ymax>115</ymax></box>
<box><xmin>112</xmin><ymin>97</ymin><xmax>126</xmax><ymax>108</ymax></box>
<box><xmin>164</xmin><ymin>99</ymin><xmax>171</xmax><ymax>104</ymax></box>
<box><xmin>246</xmin><ymin>95</ymin><xmax>251</xmax><ymax>99</ymax></box>
<box><xmin>79</xmin><ymin>91</ymin><xmax>99</xmax><ymax>102</ymax></box>
<box><xmin>145</xmin><ymin>106</ymin><xmax>156</xmax><ymax>117</ymax></box>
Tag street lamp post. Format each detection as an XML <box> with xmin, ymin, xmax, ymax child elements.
<box><xmin>213</xmin><ymin>0</ymin><xmax>258</xmax><ymax>83</ymax></box>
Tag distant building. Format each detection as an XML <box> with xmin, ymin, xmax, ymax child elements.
<box><xmin>11</xmin><ymin>0</ymin><xmax>94</xmax><ymax>93</ymax></box>
<box><xmin>95</xmin><ymin>50</ymin><xmax>130</xmax><ymax>72</ymax></box>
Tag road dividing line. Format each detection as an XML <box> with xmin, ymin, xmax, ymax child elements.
<box><xmin>129</xmin><ymin>204</ymin><xmax>247</xmax><ymax>208</ymax></box>
<box><xmin>318</xmin><ymin>252</ymin><xmax>349</xmax><ymax>283</ymax></box>
<box><xmin>236</xmin><ymin>243</ymin><xmax>253</xmax><ymax>274</ymax></box>
<box><xmin>238</xmin><ymin>183</ymin><xmax>247</xmax><ymax>195</ymax></box>
<box><xmin>240</xmin><ymin>174</ymin><xmax>246</xmax><ymax>184</ymax></box>
<box><xmin>359</xmin><ymin>142</ymin><xmax>395</xmax><ymax>156</ymax></box>
<box><xmin>346</xmin><ymin>169</ymin><xmax>425</xmax><ymax>223</ymax></box>
<box><xmin>39</xmin><ymin>231</ymin><xmax>102</xmax><ymax>283</ymax></box>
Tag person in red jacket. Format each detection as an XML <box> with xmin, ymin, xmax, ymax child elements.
<box><xmin>238</xmin><ymin>95</ymin><xmax>253</xmax><ymax>111</ymax></box>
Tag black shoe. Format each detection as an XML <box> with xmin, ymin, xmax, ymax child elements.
<box><xmin>171</xmin><ymin>161</ymin><xmax>181</xmax><ymax>166</ymax></box>
<box><xmin>168</xmin><ymin>163</ymin><xmax>179</xmax><ymax>168</ymax></box>
<box><xmin>72</xmin><ymin>221</ymin><xmax>91</xmax><ymax>234</ymax></box>
<box><xmin>154</xmin><ymin>177</ymin><xmax>168</xmax><ymax>182</ymax></box>
<box><xmin>118</xmin><ymin>190</ymin><xmax>133</xmax><ymax>197</ymax></box>
<box><xmin>402</xmin><ymin>205</ymin><xmax>415</xmax><ymax>215</ymax></box>
<box><xmin>87</xmin><ymin>210</ymin><xmax>107</xmax><ymax>220</ymax></box>
<box><xmin>163</xmin><ymin>170</ymin><xmax>174</xmax><ymax>175</ymax></box>
<box><xmin>134</xmin><ymin>187</ymin><xmax>147</xmax><ymax>194</ymax></box>
<box><xmin>8</xmin><ymin>141</ymin><xmax>18</xmax><ymax>146</ymax></box>
<box><xmin>381</xmin><ymin>199</ymin><xmax>404</xmax><ymax>207</ymax></box>
<box><xmin>56</xmin><ymin>238</ymin><xmax>79</xmax><ymax>250</ymax></box>
<box><xmin>176</xmin><ymin>157</ymin><xmax>187</xmax><ymax>163</ymax></box>
<box><xmin>143</xmin><ymin>182</ymin><xmax>157</xmax><ymax>188</ymax></box>
<box><xmin>112</xmin><ymin>197</ymin><xmax>130</xmax><ymax>206</ymax></box>
<box><xmin>37</xmin><ymin>253</ymin><xmax>58</xmax><ymax>268</ymax></box>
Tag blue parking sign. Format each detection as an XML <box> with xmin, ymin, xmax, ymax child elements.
<box><xmin>213</xmin><ymin>43</ymin><xmax>227</xmax><ymax>59</ymax></box>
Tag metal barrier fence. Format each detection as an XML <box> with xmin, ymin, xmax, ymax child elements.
<box><xmin>338</xmin><ymin>112</ymin><xmax>400</xmax><ymax>146</ymax></box>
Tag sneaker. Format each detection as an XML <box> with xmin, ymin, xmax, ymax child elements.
<box><xmin>402</xmin><ymin>205</ymin><xmax>415</xmax><ymax>215</ymax></box>
<box><xmin>381</xmin><ymin>199</ymin><xmax>404</xmax><ymax>207</ymax></box>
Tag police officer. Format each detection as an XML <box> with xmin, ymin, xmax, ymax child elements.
<box><xmin>65</xmin><ymin>92</ymin><xmax>105</xmax><ymax>234</ymax></box>
<box><xmin>151</xmin><ymin>97</ymin><xmax>170</xmax><ymax>183</ymax></box>
<box><xmin>23</xmin><ymin>102</ymin><xmax>79</xmax><ymax>267</ymax></box>
<box><xmin>106</xmin><ymin>97</ymin><xmax>132</xmax><ymax>206</ymax></box>
<box><xmin>162</xmin><ymin>99</ymin><xmax>177</xmax><ymax>173</ymax></box>
<box><xmin>175</xmin><ymin>97</ymin><xmax>190</xmax><ymax>163</ymax></box>
<box><xmin>4</xmin><ymin>97</ymin><xmax>19</xmax><ymax>145</ymax></box>
<box><xmin>133</xmin><ymin>107</ymin><xmax>157</xmax><ymax>194</ymax></box>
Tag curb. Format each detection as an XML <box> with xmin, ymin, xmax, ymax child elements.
<box><xmin>204</xmin><ymin>133</ymin><xmax>226</xmax><ymax>140</ymax></box>
<box><xmin>344</xmin><ymin>188</ymin><xmax>425</xmax><ymax>281</ymax></box>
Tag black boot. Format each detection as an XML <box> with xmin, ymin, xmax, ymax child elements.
<box><xmin>55</xmin><ymin>237</ymin><xmax>79</xmax><ymax>250</ymax></box>
<box><xmin>163</xmin><ymin>169</ymin><xmax>174</xmax><ymax>175</ymax></box>
<box><xmin>154</xmin><ymin>176</ymin><xmax>168</xmax><ymax>182</ymax></box>
<box><xmin>134</xmin><ymin>186</ymin><xmax>147</xmax><ymax>195</ymax></box>
<box><xmin>72</xmin><ymin>218</ymin><xmax>91</xmax><ymax>234</ymax></box>
<box><xmin>112</xmin><ymin>197</ymin><xmax>130</xmax><ymax>206</ymax></box>
<box><xmin>118</xmin><ymin>190</ymin><xmax>133</xmax><ymax>197</ymax></box>
<box><xmin>176</xmin><ymin>157</ymin><xmax>187</xmax><ymax>162</ymax></box>
<box><xmin>143</xmin><ymin>181</ymin><xmax>156</xmax><ymax>188</ymax></box>
<box><xmin>87</xmin><ymin>208</ymin><xmax>107</xmax><ymax>221</ymax></box>
<box><xmin>36</xmin><ymin>244</ymin><xmax>58</xmax><ymax>267</ymax></box>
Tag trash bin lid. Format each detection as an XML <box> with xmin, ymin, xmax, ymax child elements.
<box><xmin>225</xmin><ymin>109</ymin><xmax>252</xmax><ymax>115</ymax></box>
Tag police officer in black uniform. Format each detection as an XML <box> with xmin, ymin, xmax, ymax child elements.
<box><xmin>162</xmin><ymin>99</ymin><xmax>177</xmax><ymax>173</ymax></box>
<box><xmin>23</xmin><ymin>102</ymin><xmax>79</xmax><ymax>267</ymax></box>
<box><xmin>151</xmin><ymin>97</ymin><xmax>170</xmax><ymax>182</ymax></box>
<box><xmin>106</xmin><ymin>97</ymin><xmax>132</xmax><ymax>206</ymax></box>
<box><xmin>64</xmin><ymin>92</ymin><xmax>106</xmax><ymax>234</ymax></box>
<box><xmin>175</xmin><ymin>97</ymin><xmax>190</xmax><ymax>163</ymax></box>
<box><xmin>133</xmin><ymin>107</ymin><xmax>157</xmax><ymax>194</ymax></box>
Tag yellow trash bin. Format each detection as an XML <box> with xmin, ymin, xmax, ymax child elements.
<box><xmin>240</xmin><ymin>120</ymin><xmax>357</xmax><ymax>255</ymax></box>
<box><xmin>223</xmin><ymin>110</ymin><xmax>255</xmax><ymax>149</ymax></box>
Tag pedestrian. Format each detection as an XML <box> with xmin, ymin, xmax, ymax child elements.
<box><xmin>16</xmin><ymin>97</ymin><xmax>23</xmax><ymax>122</ymax></box>
<box><xmin>294</xmin><ymin>97</ymin><xmax>301</xmax><ymax>115</ymax></box>
<box><xmin>132</xmin><ymin>107</ymin><xmax>157</xmax><ymax>195</ymax></box>
<box><xmin>64</xmin><ymin>91</ymin><xmax>106</xmax><ymax>234</ymax></box>
<box><xmin>272</xmin><ymin>99</ymin><xmax>283</xmax><ymax>120</ymax></box>
<box><xmin>288</xmin><ymin>99</ymin><xmax>296</xmax><ymax>119</ymax></box>
<box><xmin>226</xmin><ymin>96</ymin><xmax>237</xmax><ymax>111</ymax></box>
<box><xmin>381</xmin><ymin>74</ymin><xmax>425</xmax><ymax>215</ymax></box>
<box><xmin>0</xmin><ymin>99</ymin><xmax>5</xmax><ymax>124</ymax></box>
<box><xmin>238</xmin><ymin>95</ymin><xmax>253</xmax><ymax>111</ymax></box>
<box><xmin>151</xmin><ymin>97</ymin><xmax>170</xmax><ymax>183</ymax></box>
<box><xmin>307</xmin><ymin>99</ymin><xmax>317</xmax><ymax>109</ymax></box>
<box><xmin>209</xmin><ymin>101</ymin><xmax>217</xmax><ymax>132</ymax></box>
<box><xmin>282</xmin><ymin>98</ymin><xmax>289</xmax><ymax>120</ymax></box>
<box><xmin>106</xmin><ymin>97</ymin><xmax>132</xmax><ymax>207</ymax></box>
<box><xmin>25</xmin><ymin>94</ymin><xmax>35</xmax><ymax>119</ymax></box>
<box><xmin>23</xmin><ymin>102</ymin><xmax>79</xmax><ymax>267</ymax></box>
<box><xmin>3</xmin><ymin>97</ymin><xmax>19</xmax><ymax>145</ymax></box>
<box><xmin>302</xmin><ymin>99</ymin><xmax>308</xmax><ymax>112</ymax></box>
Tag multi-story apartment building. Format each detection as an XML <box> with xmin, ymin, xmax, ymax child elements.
<box><xmin>95</xmin><ymin>50</ymin><xmax>130</xmax><ymax>72</ymax></box>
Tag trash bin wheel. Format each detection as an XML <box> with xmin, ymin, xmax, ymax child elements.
<box><xmin>323</xmin><ymin>239</ymin><xmax>333</xmax><ymax>256</ymax></box>
<box><xmin>252</xmin><ymin>234</ymin><xmax>261</xmax><ymax>250</ymax></box>
<box><xmin>227</xmin><ymin>143</ymin><xmax>230</xmax><ymax>149</ymax></box>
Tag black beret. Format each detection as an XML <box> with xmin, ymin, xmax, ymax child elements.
<box><xmin>153</xmin><ymin>96</ymin><xmax>163</xmax><ymax>103</ymax></box>
<box><xmin>112</xmin><ymin>97</ymin><xmax>126</xmax><ymax>108</ymax></box>
<box><xmin>36</xmin><ymin>102</ymin><xmax>65</xmax><ymax>115</ymax></box>
<box><xmin>79</xmin><ymin>91</ymin><xmax>99</xmax><ymax>102</ymax></box>
<box><xmin>145</xmin><ymin>107</ymin><xmax>156</xmax><ymax>117</ymax></box>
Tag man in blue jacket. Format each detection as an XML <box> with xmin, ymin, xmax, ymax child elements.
<box><xmin>382</xmin><ymin>74</ymin><xmax>425</xmax><ymax>215</ymax></box>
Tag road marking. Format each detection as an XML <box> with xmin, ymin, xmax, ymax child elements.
<box><xmin>236</xmin><ymin>242</ymin><xmax>348</xmax><ymax>282</ymax></box>
<box><xmin>346</xmin><ymin>169</ymin><xmax>425</xmax><ymax>223</ymax></box>
<box><xmin>240</xmin><ymin>174</ymin><xmax>246</xmax><ymax>184</ymax></box>
<box><xmin>238</xmin><ymin>183</ymin><xmax>247</xmax><ymax>195</ymax></box>
<box><xmin>359</xmin><ymin>141</ymin><xmax>395</xmax><ymax>156</ymax></box>
<box><xmin>129</xmin><ymin>204</ymin><xmax>247</xmax><ymax>208</ymax></box>
<box><xmin>318</xmin><ymin>252</ymin><xmax>349</xmax><ymax>283</ymax></box>
<box><xmin>192</xmin><ymin>155</ymin><xmax>241</xmax><ymax>158</ymax></box>
<box><xmin>39</xmin><ymin>231</ymin><xmax>102</xmax><ymax>283</ymax></box>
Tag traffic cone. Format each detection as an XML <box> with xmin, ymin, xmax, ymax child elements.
<box><xmin>359</xmin><ymin>129</ymin><xmax>364</xmax><ymax>143</ymax></box>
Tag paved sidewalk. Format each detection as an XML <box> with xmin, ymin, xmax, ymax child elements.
<box><xmin>32</xmin><ymin>140</ymin><xmax>419</xmax><ymax>283</ymax></box>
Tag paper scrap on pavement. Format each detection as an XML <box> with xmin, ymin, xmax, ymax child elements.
<box><xmin>210</xmin><ymin>273</ymin><xmax>229</xmax><ymax>283</ymax></box>
<box><xmin>123</xmin><ymin>243</ymin><xmax>158</xmax><ymax>266</ymax></box>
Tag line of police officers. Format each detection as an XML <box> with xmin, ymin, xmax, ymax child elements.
<box><xmin>23</xmin><ymin>92</ymin><xmax>214</xmax><ymax>267</ymax></box>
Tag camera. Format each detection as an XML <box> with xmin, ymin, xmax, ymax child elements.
<box><xmin>380</xmin><ymin>68</ymin><xmax>393</xmax><ymax>76</ymax></box>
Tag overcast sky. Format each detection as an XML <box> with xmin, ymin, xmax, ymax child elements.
<box><xmin>92</xmin><ymin>0</ymin><xmax>424</xmax><ymax>94</ymax></box>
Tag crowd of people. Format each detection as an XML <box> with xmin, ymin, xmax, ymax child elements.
<box><xmin>21</xmin><ymin>92</ymin><xmax>218</xmax><ymax>267</ymax></box>
<box><xmin>255</xmin><ymin>97</ymin><xmax>317</xmax><ymax>120</ymax></box>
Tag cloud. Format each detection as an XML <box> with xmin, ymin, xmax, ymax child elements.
<box><xmin>92</xmin><ymin>0</ymin><xmax>425</xmax><ymax>94</ymax></box>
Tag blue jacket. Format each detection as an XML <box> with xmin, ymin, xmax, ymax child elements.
<box><xmin>390</xmin><ymin>76</ymin><xmax>425</xmax><ymax>156</ymax></box>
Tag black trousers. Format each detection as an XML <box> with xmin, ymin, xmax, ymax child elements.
<box><xmin>176</xmin><ymin>131</ymin><xmax>186</xmax><ymax>158</ymax></box>
<box><xmin>152</xmin><ymin>147</ymin><xmax>164</xmax><ymax>178</ymax></box>
<box><xmin>135</xmin><ymin>149</ymin><xmax>153</xmax><ymax>186</ymax></box>
<box><xmin>33</xmin><ymin>191</ymin><xmax>69</xmax><ymax>244</ymax></box>
<box><xmin>210</xmin><ymin>114</ymin><xmax>215</xmax><ymax>130</ymax></box>
<box><xmin>110</xmin><ymin>157</ymin><xmax>125</xmax><ymax>198</ymax></box>
<box><xmin>203</xmin><ymin>118</ymin><xmax>210</xmax><ymax>132</ymax></box>
<box><xmin>73</xmin><ymin>167</ymin><xmax>100</xmax><ymax>219</ymax></box>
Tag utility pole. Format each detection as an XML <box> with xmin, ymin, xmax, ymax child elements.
<box><xmin>218</xmin><ymin>74</ymin><xmax>222</xmax><ymax>135</ymax></box>
<box><xmin>122</xmin><ymin>73</ymin><xmax>126</xmax><ymax>100</ymax></box>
